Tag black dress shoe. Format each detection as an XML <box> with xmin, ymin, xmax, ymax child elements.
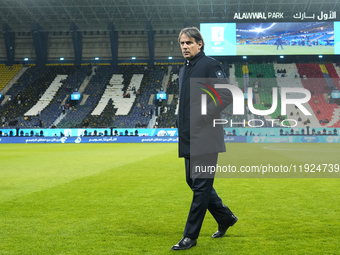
<box><xmin>212</xmin><ymin>214</ymin><xmax>238</xmax><ymax>238</ymax></box>
<box><xmin>171</xmin><ymin>237</ymin><xmax>197</xmax><ymax>250</ymax></box>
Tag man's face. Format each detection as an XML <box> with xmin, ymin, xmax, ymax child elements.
<box><xmin>179</xmin><ymin>33</ymin><xmax>202</xmax><ymax>61</ymax></box>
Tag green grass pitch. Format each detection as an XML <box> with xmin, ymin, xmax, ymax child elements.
<box><xmin>0</xmin><ymin>143</ymin><xmax>339</xmax><ymax>254</ymax></box>
<box><xmin>236</xmin><ymin>45</ymin><xmax>334</xmax><ymax>55</ymax></box>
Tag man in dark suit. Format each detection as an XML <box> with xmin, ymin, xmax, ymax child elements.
<box><xmin>171</xmin><ymin>27</ymin><xmax>238</xmax><ymax>251</ymax></box>
<box><xmin>276</xmin><ymin>36</ymin><xmax>284</xmax><ymax>50</ymax></box>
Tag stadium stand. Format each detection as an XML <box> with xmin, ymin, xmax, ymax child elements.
<box><xmin>0</xmin><ymin>64</ymin><xmax>22</xmax><ymax>92</ymax></box>
<box><xmin>4</xmin><ymin>65</ymin><xmax>90</xmax><ymax>128</ymax></box>
<box><xmin>1</xmin><ymin>62</ymin><xmax>340</xmax><ymax>129</ymax></box>
<box><xmin>233</xmin><ymin>63</ymin><xmax>289</xmax><ymax>127</ymax></box>
<box><xmin>157</xmin><ymin>71</ymin><xmax>179</xmax><ymax>128</ymax></box>
<box><xmin>1</xmin><ymin>66</ymin><xmax>77</xmax><ymax>127</ymax></box>
<box><xmin>24</xmin><ymin>75</ymin><xmax>67</xmax><ymax>116</ymax></box>
<box><xmin>297</xmin><ymin>63</ymin><xmax>339</xmax><ymax>127</ymax></box>
<box><xmin>57</xmin><ymin>65</ymin><xmax>120</xmax><ymax>128</ymax></box>
<box><xmin>274</xmin><ymin>63</ymin><xmax>320</xmax><ymax>128</ymax></box>
<box><xmin>114</xmin><ymin>65</ymin><xmax>166</xmax><ymax>128</ymax></box>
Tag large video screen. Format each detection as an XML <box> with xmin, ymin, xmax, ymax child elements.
<box><xmin>201</xmin><ymin>22</ymin><xmax>339</xmax><ymax>56</ymax></box>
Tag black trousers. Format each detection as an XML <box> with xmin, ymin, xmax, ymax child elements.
<box><xmin>183</xmin><ymin>153</ymin><xmax>234</xmax><ymax>239</ymax></box>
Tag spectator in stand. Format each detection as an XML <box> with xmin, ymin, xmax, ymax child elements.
<box><xmin>317</xmin><ymin>109</ymin><xmax>321</xmax><ymax>114</ymax></box>
<box><xmin>87</xmin><ymin>69</ymin><xmax>92</xmax><ymax>78</ymax></box>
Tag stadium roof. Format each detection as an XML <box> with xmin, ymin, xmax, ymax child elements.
<box><xmin>0</xmin><ymin>0</ymin><xmax>339</xmax><ymax>32</ymax></box>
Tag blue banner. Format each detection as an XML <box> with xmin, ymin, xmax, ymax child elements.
<box><xmin>0</xmin><ymin>128</ymin><xmax>337</xmax><ymax>138</ymax></box>
<box><xmin>224</xmin><ymin>136</ymin><xmax>247</xmax><ymax>143</ymax></box>
<box><xmin>0</xmin><ymin>135</ymin><xmax>339</xmax><ymax>144</ymax></box>
<box><xmin>0</xmin><ymin>128</ymin><xmax>339</xmax><ymax>144</ymax></box>
<box><xmin>16</xmin><ymin>128</ymin><xmax>111</xmax><ymax>137</ymax></box>
<box><xmin>225</xmin><ymin>128</ymin><xmax>339</xmax><ymax>136</ymax></box>
<box><xmin>13</xmin><ymin>128</ymin><xmax>178</xmax><ymax>137</ymax></box>
<box><xmin>0</xmin><ymin>136</ymin><xmax>178</xmax><ymax>144</ymax></box>
<box><xmin>247</xmin><ymin>135</ymin><xmax>340</xmax><ymax>143</ymax></box>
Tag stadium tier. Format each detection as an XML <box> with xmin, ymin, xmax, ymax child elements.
<box><xmin>1</xmin><ymin>62</ymin><xmax>340</xmax><ymax>130</ymax></box>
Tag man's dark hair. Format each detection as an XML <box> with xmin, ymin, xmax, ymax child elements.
<box><xmin>178</xmin><ymin>27</ymin><xmax>205</xmax><ymax>52</ymax></box>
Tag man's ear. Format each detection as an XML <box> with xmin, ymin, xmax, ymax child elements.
<box><xmin>198</xmin><ymin>40</ymin><xmax>203</xmax><ymax>50</ymax></box>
